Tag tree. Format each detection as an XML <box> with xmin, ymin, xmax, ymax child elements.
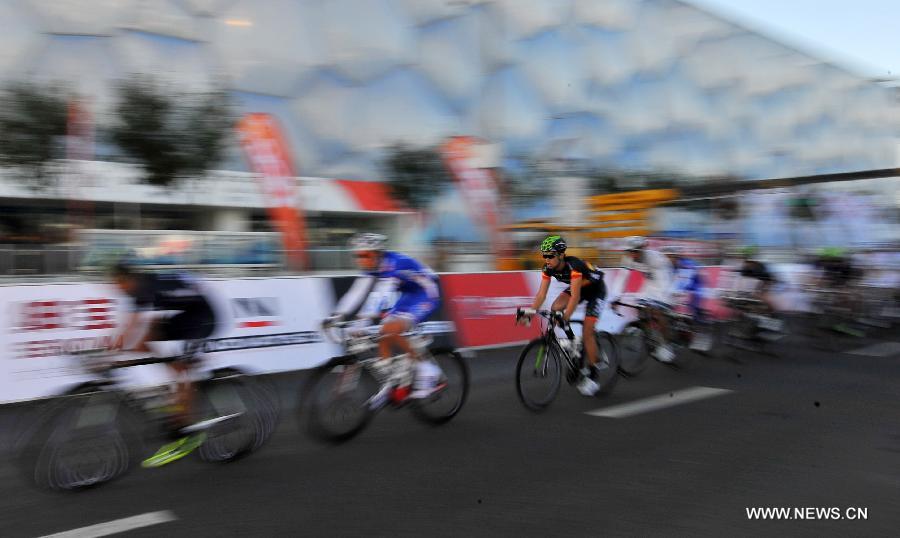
<box><xmin>382</xmin><ymin>144</ymin><xmax>451</xmax><ymax>210</ymax></box>
<box><xmin>110</xmin><ymin>77</ymin><xmax>234</xmax><ymax>187</ymax></box>
<box><xmin>0</xmin><ymin>81</ymin><xmax>70</xmax><ymax>189</ymax></box>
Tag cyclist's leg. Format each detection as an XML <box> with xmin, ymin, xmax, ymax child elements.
<box><xmin>153</xmin><ymin>308</ymin><xmax>214</xmax><ymax>428</ymax></box>
<box><xmin>381</xmin><ymin>294</ymin><xmax>440</xmax><ymax>361</ymax></box>
<box><xmin>384</xmin><ymin>296</ymin><xmax>442</xmax><ymax>398</ymax></box>
<box><xmin>551</xmin><ymin>290</ymin><xmax>570</xmax><ymax>312</ymax></box>
<box><xmin>379</xmin><ymin>316</ymin><xmax>414</xmax><ymax>359</ymax></box>
<box><xmin>582</xmin><ymin>311</ymin><xmax>600</xmax><ymax>367</ymax></box>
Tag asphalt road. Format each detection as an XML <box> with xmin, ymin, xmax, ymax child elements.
<box><xmin>1</xmin><ymin>326</ymin><xmax>898</xmax><ymax>537</ymax></box>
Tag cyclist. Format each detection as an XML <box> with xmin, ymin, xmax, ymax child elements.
<box><xmin>518</xmin><ymin>235</ymin><xmax>607</xmax><ymax>396</ymax></box>
<box><xmin>110</xmin><ymin>262</ymin><xmax>217</xmax><ymax>468</ymax></box>
<box><xmin>813</xmin><ymin>247</ymin><xmax>862</xmax><ymax>289</ymax></box>
<box><xmin>663</xmin><ymin>245</ymin><xmax>711</xmax><ymax>351</ymax></box>
<box><xmin>325</xmin><ymin>233</ymin><xmax>443</xmax><ymax>401</ymax></box>
<box><xmin>620</xmin><ymin>236</ymin><xmax>676</xmax><ymax>362</ymax></box>
<box><xmin>734</xmin><ymin>246</ymin><xmax>783</xmax><ymax>332</ymax></box>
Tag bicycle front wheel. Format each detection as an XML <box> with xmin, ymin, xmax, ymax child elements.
<box><xmin>195</xmin><ymin>374</ymin><xmax>261</xmax><ymax>463</ymax></box>
<box><xmin>618</xmin><ymin>322</ymin><xmax>650</xmax><ymax>377</ymax></box>
<box><xmin>515</xmin><ymin>338</ymin><xmax>563</xmax><ymax>412</ymax></box>
<box><xmin>303</xmin><ymin>358</ymin><xmax>378</xmax><ymax>443</ymax></box>
<box><xmin>591</xmin><ymin>331</ymin><xmax>620</xmax><ymax>396</ymax></box>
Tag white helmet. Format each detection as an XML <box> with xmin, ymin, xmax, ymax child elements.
<box><xmin>625</xmin><ymin>236</ymin><xmax>648</xmax><ymax>251</ymax></box>
<box><xmin>349</xmin><ymin>232</ymin><xmax>387</xmax><ymax>252</ymax></box>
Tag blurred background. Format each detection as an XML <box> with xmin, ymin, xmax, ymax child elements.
<box><xmin>0</xmin><ymin>0</ymin><xmax>898</xmax><ymax>277</ymax></box>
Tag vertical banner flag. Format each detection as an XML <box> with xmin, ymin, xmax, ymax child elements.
<box><xmin>66</xmin><ymin>98</ymin><xmax>94</xmax><ymax>229</ymax></box>
<box><xmin>237</xmin><ymin>113</ymin><xmax>307</xmax><ymax>269</ymax></box>
<box><xmin>440</xmin><ymin>136</ymin><xmax>506</xmax><ymax>261</ymax></box>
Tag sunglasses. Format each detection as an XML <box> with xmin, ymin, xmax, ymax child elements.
<box><xmin>542</xmin><ymin>253</ymin><xmax>558</xmax><ymax>259</ymax></box>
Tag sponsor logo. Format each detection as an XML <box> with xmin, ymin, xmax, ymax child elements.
<box><xmin>452</xmin><ymin>296</ymin><xmax>532</xmax><ymax>319</ymax></box>
<box><xmin>10</xmin><ymin>298</ymin><xmax>116</xmax><ymax>332</ymax></box>
<box><xmin>202</xmin><ymin>331</ymin><xmax>322</xmax><ymax>353</ymax></box>
<box><xmin>231</xmin><ymin>297</ymin><xmax>281</xmax><ymax>329</ymax></box>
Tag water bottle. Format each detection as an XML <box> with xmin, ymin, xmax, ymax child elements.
<box><xmin>573</xmin><ymin>335</ymin><xmax>583</xmax><ymax>357</ymax></box>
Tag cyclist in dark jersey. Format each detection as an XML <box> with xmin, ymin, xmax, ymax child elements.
<box><xmin>814</xmin><ymin>248</ymin><xmax>862</xmax><ymax>288</ymax></box>
<box><xmin>110</xmin><ymin>262</ymin><xmax>217</xmax><ymax>467</ymax></box>
<box><xmin>518</xmin><ymin>235</ymin><xmax>607</xmax><ymax>396</ymax></box>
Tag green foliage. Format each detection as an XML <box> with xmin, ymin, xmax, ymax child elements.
<box><xmin>110</xmin><ymin>77</ymin><xmax>234</xmax><ymax>187</ymax></box>
<box><xmin>382</xmin><ymin>144</ymin><xmax>451</xmax><ymax>209</ymax></box>
<box><xmin>0</xmin><ymin>81</ymin><xmax>70</xmax><ymax>188</ymax></box>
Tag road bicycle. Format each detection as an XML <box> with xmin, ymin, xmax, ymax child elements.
<box><xmin>14</xmin><ymin>346</ymin><xmax>279</xmax><ymax>491</ymax></box>
<box><xmin>611</xmin><ymin>298</ymin><xmax>704</xmax><ymax>374</ymax></box>
<box><xmin>302</xmin><ymin>320</ymin><xmax>469</xmax><ymax>442</ymax></box>
<box><xmin>514</xmin><ymin>308</ymin><xmax>619</xmax><ymax>412</ymax></box>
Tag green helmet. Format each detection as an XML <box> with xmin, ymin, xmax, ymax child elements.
<box><xmin>740</xmin><ymin>245</ymin><xmax>758</xmax><ymax>258</ymax></box>
<box><xmin>540</xmin><ymin>235</ymin><xmax>567</xmax><ymax>253</ymax></box>
<box><xmin>819</xmin><ymin>247</ymin><xmax>845</xmax><ymax>258</ymax></box>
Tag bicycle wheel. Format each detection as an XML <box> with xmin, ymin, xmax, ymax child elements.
<box><xmin>215</xmin><ymin>370</ymin><xmax>280</xmax><ymax>452</ymax></box>
<box><xmin>18</xmin><ymin>390</ymin><xmax>142</xmax><ymax>491</ymax></box>
<box><xmin>195</xmin><ymin>374</ymin><xmax>260</xmax><ymax>463</ymax></box>
<box><xmin>617</xmin><ymin>322</ymin><xmax>650</xmax><ymax>377</ymax></box>
<box><xmin>304</xmin><ymin>358</ymin><xmax>378</xmax><ymax>443</ymax></box>
<box><xmin>591</xmin><ymin>331</ymin><xmax>620</xmax><ymax>395</ymax></box>
<box><xmin>411</xmin><ymin>349</ymin><xmax>469</xmax><ymax>425</ymax></box>
<box><xmin>515</xmin><ymin>338</ymin><xmax>563</xmax><ymax>412</ymax></box>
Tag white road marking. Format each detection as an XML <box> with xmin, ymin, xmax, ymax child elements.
<box><xmin>586</xmin><ymin>386</ymin><xmax>733</xmax><ymax>419</ymax></box>
<box><xmin>847</xmin><ymin>342</ymin><xmax>900</xmax><ymax>358</ymax></box>
<box><xmin>39</xmin><ymin>511</ymin><xmax>177</xmax><ymax>538</ymax></box>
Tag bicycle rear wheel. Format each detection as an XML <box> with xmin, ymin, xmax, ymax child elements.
<box><xmin>304</xmin><ymin>358</ymin><xmax>378</xmax><ymax>443</ymax></box>
<box><xmin>411</xmin><ymin>349</ymin><xmax>469</xmax><ymax>425</ymax></box>
<box><xmin>18</xmin><ymin>390</ymin><xmax>142</xmax><ymax>491</ymax></box>
<box><xmin>515</xmin><ymin>338</ymin><xmax>563</xmax><ymax>412</ymax></box>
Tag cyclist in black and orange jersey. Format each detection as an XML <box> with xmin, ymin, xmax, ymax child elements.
<box><xmin>517</xmin><ymin>235</ymin><xmax>607</xmax><ymax>396</ymax></box>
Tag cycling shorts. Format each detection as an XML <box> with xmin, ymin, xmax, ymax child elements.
<box><xmin>152</xmin><ymin>300</ymin><xmax>216</xmax><ymax>343</ymax></box>
<box><xmin>562</xmin><ymin>280</ymin><xmax>607</xmax><ymax>320</ymax></box>
<box><xmin>386</xmin><ymin>291</ymin><xmax>440</xmax><ymax>326</ymax></box>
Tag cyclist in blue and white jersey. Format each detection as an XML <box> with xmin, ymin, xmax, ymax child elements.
<box><xmin>663</xmin><ymin>245</ymin><xmax>712</xmax><ymax>351</ymax></box>
<box><xmin>325</xmin><ymin>233</ymin><xmax>443</xmax><ymax>399</ymax></box>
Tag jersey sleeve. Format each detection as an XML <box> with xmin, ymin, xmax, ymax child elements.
<box><xmin>567</xmin><ymin>257</ymin><xmax>586</xmax><ymax>280</ymax></box>
<box><xmin>334</xmin><ymin>276</ymin><xmax>377</xmax><ymax>319</ymax></box>
<box><xmin>393</xmin><ymin>254</ymin><xmax>440</xmax><ymax>299</ymax></box>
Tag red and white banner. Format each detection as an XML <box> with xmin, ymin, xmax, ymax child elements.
<box><xmin>441</xmin><ymin>272</ymin><xmax>541</xmax><ymax>348</ymax></box>
<box><xmin>237</xmin><ymin>113</ymin><xmax>307</xmax><ymax>269</ymax></box>
<box><xmin>441</xmin><ymin>136</ymin><xmax>507</xmax><ymax>258</ymax></box>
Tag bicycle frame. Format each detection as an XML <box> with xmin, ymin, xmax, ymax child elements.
<box><xmin>521</xmin><ymin>310</ymin><xmax>583</xmax><ymax>379</ymax></box>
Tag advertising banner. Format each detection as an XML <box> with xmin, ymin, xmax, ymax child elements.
<box><xmin>237</xmin><ymin>113</ymin><xmax>307</xmax><ymax>269</ymax></box>
<box><xmin>0</xmin><ymin>278</ymin><xmax>339</xmax><ymax>403</ymax></box>
<box><xmin>440</xmin><ymin>136</ymin><xmax>507</xmax><ymax>258</ymax></box>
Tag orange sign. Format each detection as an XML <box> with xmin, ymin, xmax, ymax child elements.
<box><xmin>237</xmin><ymin>113</ymin><xmax>307</xmax><ymax>269</ymax></box>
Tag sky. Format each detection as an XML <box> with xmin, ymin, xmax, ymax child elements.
<box><xmin>689</xmin><ymin>0</ymin><xmax>900</xmax><ymax>79</ymax></box>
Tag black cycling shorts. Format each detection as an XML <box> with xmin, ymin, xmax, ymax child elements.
<box><xmin>562</xmin><ymin>280</ymin><xmax>607</xmax><ymax>320</ymax></box>
<box><xmin>152</xmin><ymin>301</ymin><xmax>216</xmax><ymax>342</ymax></box>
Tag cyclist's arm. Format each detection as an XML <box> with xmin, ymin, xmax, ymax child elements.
<box><xmin>564</xmin><ymin>275</ymin><xmax>582</xmax><ymax>321</ymax></box>
<box><xmin>333</xmin><ymin>275</ymin><xmax>377</xmax><ymax>320</ymax></box>
<box><xmin>531</xmin><ymin>275</ymin><xmax>551</xmax><ymax>310</ymax></box>
<box><xmin>112</xmin><ymin>310</ymin><xmax>144</xmax><ymax>350</ymax></box>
